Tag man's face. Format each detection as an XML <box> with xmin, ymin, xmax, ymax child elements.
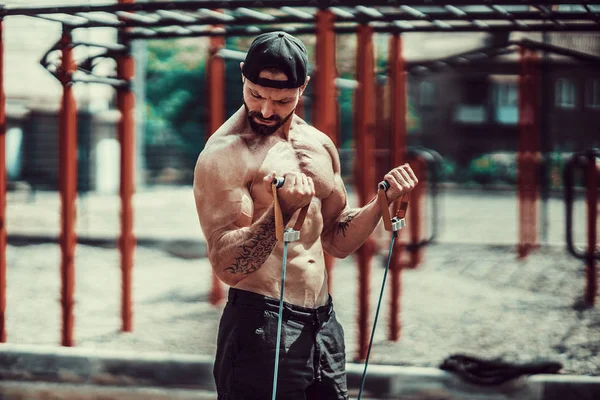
<box><xmin>242</xmin><ymin>69</ymin><xmax>304</xmax><ymax>136</ymax></box>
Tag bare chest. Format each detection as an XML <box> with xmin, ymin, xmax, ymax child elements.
<box><xmin>250</xmin><ymin>138</ymin><xmax>335</xmax><ymax>206</ymax></box>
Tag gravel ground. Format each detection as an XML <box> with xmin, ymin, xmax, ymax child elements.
<box><xmin>4</xmin><ymin>241</ymin><xmax>599</xmax><ymax>377</ymax></box>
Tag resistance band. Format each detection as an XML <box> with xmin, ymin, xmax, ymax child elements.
<box><xmin>358</xmin><ymin>181</ymin><xmax>410</xmax><ymax>400</ymax></box>
<box><xmin>271</xmin><ymin>176</ymin><xmax>309</xmax><ymax>400</ymax></box>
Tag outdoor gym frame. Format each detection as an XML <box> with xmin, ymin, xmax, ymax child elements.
<box><xmin>0</xmin><ymin>0</ymin><xmax>599</xmax><ymax>362</ymax></box>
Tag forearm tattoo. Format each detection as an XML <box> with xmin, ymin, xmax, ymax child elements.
<box><xmin>336</xmin><ymin>211</ymin><xmax>357</xmax><ymax>237</ymax></box>
<box><xmin>225</xmin><ymin>216</ymin><xmax>278</xmax><ymax>275</ymax></box>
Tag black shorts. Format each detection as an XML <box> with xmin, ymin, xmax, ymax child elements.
<box><xmin>213</xmin><ymin>288</ymin><xmax>348</xmax><ymax>400</ymax></box>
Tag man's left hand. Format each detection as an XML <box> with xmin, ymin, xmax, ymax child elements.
<box><xmin>382</xmin><ymin>163</ymin><xmax>419</xmax><ymax>203</ymax></box>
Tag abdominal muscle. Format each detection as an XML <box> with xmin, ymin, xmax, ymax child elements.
<box><xmin>233</xmin><ymin>200</ymin><xmax>330</xmax><ymax>308</ymax></box>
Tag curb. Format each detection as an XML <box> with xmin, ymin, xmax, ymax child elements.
<box><xmin>0</xmin><ymin>344</ymin><xmax>599</xmax><ymax>399</ymax></box>
<box><xmin>0</xmin><ymin>381</ymin><xmax>217</xmax><ymax>400</ymax></box>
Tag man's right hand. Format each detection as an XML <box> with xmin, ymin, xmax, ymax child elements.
<box><xmin>264</xmin><ymin>171</ymin><xmax>315</xmax><ymax>216</ymax></box>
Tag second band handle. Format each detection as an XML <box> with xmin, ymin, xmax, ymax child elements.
<box><xmin>377</xmin><ymin>180</ymin><xmax>410</xmax><ymax>232</ymax></box>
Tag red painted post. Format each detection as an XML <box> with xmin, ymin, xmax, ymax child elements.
<box><xmin>518</xmin><ymin>47</ymin><xmax>530</xmax><ymax>258</ymax></box>
<box><xmin>584</xmin><ymin>157</ymin><xmax>598</xmax><ymax>306</ymax></box>
<box><xmin>313</xmin><ymin>9</ymin><xmax>338</xmax><ymax>291</ymax></box>
<box><xmin>354</xmin><ymin>24</ymin><xmax>377</xmax><ymax>362</ymax></box>
<box><xmin>117</xmin><ymin>52</ymin><xmax>136</xmax><ymax>333</ymax></box>
<box><xmin>57</xmin><ymin>30</ymin><xmax>78</xmax><ymax>346</ymax></box>
<box><xmin>517</xmin><ymin>47</ymin><xmax>540</xmax><ymax>259</ymax></box>
<box><xmin>408</xmin><ymin>156</ymin><xmax>427</xmax><ymax>268</ymax></box>
<box><xmin>207</xmin><ymin>34</ymin><xmax>226</xmax><ymax>305</ymax></box>
<box><xmin>118</xmin><ymin>0</ymin><xmax>136</xmax><ymax>332</ymax></box>
<box><xmin>0</xmin><ymin>18</ymin><xmax>6</xmax><ymax>343</ymax></box>
<box><xmin>313</xmin><ymin>9</ymin><xmax>337</xmax><ymax>145</ymax></box>
<box><xmin>531</xmin><ymin>50</ymin><xmax>541</xmax><ymax>253</ymax></box>
<box><xmin>387</xmin><ymin>33</ymin><xmax>407</xmax><ymax>341</ymax></box>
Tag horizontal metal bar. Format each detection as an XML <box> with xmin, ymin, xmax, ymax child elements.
<box><xmin>352</xmin><ymin>21</ymin><xmax>600</xmax><ymax>33</ymax></box>
<box><xmin>73</xmin><ymin>41</ymin><xmax>127</xmax><ymax>52</ymax></box>
<box><xmin>72</xmin><ymin>75</ymin><xmax>129</xmax><ymax>88</ymax></box>
<box><xmin>8</xmin><ymin>2</ymin><xmax>600</xmax><ymax>29</ymax></box>
<box><xmin>235</xmin><ymin>7</ymin><xmax>276</xmax><ymax>21</ymax></box>
<box><xmin>7</xmin><ymin>0</ymin><xmax>600</xmax><ymax>19</ymax></box>
<box><xmin>582</xmin><ymin>4</ymin><xmax>600</xmax><ymax>24</ymax></box>
<box><xmin>355</xmin><ymin>6</ymin><xmax>384</xmax><ymax>18</ymax></box>
<box><xmin>280</xmin><ymin>6</ymin><xmax>314</xmax><ymax>20</ymax></box>
<box><xmin>197</xmin><ymin>8</ymin><xmax>235</xmax><ymax>22</ymax></box>
<box><xmin>75</xmin><ymin>12</ymin><xmax>122</xmax><ymax>27</ymax></box>
<box><xmin>129</xmin><ymin>27</ymin><xmax>159</xmax><ymax>37</ymax></box>
<box><xmin>6</xmin><ymin>1</ymin><xmax>600</xmax><ymax>18</ymax></box>
<box><xmin>327</xmin><ymin>7</ymin><xmax>355</xmax><ymax>19</ymax></box>
<box><xmin>32</xmin><ymin>14</ymin><xmax>81</xmax><ymax>27</ymax></box>
<box><xmin>520</xmin><ymin>38</ymin><xmax>600</xmax><ymax>63</ymax></box>
<box><xmin>216</xmin><ymin>48</ymin><xmax>247</xmax><ymax>60</ymax></box>
<box><xmin>127</xmin><ymin>25</ymin><xmax>318</xmax><ymax>39</ymax></box>
<box><xmin>60</xmin><ymin>11</ymin><xmax>600</xmax><ymax>30</ymax></box>
<box><xmin>115</xmin><ymin>11</ymin><xmax>161</xmax><ymax>24</ymax></box>
<box><xmin>125</xmin><ymin>20</ymin><xmax>600</xmax><ymax>40</ymax></box>
<box><xmin>156</xmin><ymin>10</ymin><xmax>198</xmax><ymax>23</ymax></box>
<box><xmin>408</xmin><ymin>47</ymin><xmax>515</xmax><ymax>74</ymax></box>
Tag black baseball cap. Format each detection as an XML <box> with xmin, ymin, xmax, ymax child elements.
<box><xmin>242</xmin><ymin>31</ymin><xmax>308</xmax><ymax>89</ymax></box>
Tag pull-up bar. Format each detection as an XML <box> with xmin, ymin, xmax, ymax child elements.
<box><xmin>3</xmin><ymin>1</ymin><xmax>600</xmax><ymax>34</ymax></box>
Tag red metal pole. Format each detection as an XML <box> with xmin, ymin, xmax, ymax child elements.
<box><xmin>408</xmin><ymin>156</ymin><xmax>426</xmax><ymax>268</ymax></box>
<box><xmin>313</xmin><ymin>10</ymin><xmax>338</xmax><ymax>146</ymax></box>
<box><xmin>518</xmin><ymin>48</ymin><xmax>541</xmax><ymax>259</ymax></box>
<box><xmin>0</xmin><ymin>18</ymin><xmax>7</xmax><ymax>343</ymax></box>
<box><xmin>584</xmin><ymin>157</ymin><xmax>598</xmax><ymax>306</ymax></box>
<box><xmin>118</xmin><ymin>0</ymin><xmax>136</xmax><ymax>332</ymax></box>
<box><xmin>207</xmin><ymin>34</ymin><xmax>226</xmax><ymax>305</ymax></box>
<box><xmin>531</xmin><ymin>50</ymin><xmax>541</xmax><ymax>253</ymax></box>
<box><xmin>58</xmin><ymin>30</ymin><xmax>78</xmax><ymax>346</ymax></box>
<box><xmin>354</xmin><ymin>24</ymin><xmax>376</xmax><ymax>362</ymax></box>
<box><xmin>387</xmin><ymin>33</ymin><xmax>407</xmax><ymax>341</ymax></box>
<box><xmin>517</xmin><ymin>46</ymin><xmax>530</xmax><ymax>259</ymax></box>
<box><xmin>313</xmin><ymin>10</ymin><xmax>338</xmax><ymax>291</ymax></box>
<box><xmin>117</xmin><ymin>51</ymin><xmax>136</xmax><ymax>333</ymax></box>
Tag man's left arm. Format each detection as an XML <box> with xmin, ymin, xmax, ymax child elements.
<box><xmin>320</xmin><ymin>141</ymin><xmax>418</xmax><ymax>259</ymax></box>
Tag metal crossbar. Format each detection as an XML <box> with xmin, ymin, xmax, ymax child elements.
<box><xmin>2</xmin><ymin>1</ymin><xmax>600</xmax><ymax>36</ymax></box>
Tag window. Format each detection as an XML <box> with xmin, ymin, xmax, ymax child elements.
<box><xmin>419</xmin><ymin>80</ymin><xmax>436</xmax><ymax>107</ymax></box>
<box><xmin>555</xmin><ymin>78</ymin><xmax>576</xmax><ymax>109</ymax></box>
<box><xmin>454</xmin><ymin>105</ymin><xmax>487</xmax><ymax>124</ymax></box>
<box><xmin>585</xmin><ymin>79</ymin><xmax>600</xmax><ymax>109</ymax></box>
<box><xmin>495</xmin><ymin>82</ymin><xmax>518</xmax><ymax>107</ymax></box>
<box><xmin>492</xmin><ymin>81</ymin><xmax>518</xmax><ymax>124</ymax></box>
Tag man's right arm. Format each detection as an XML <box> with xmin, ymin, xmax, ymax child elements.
<box><xmin>193</xmin><ymin>143</ymin><xmax>284</xmax><ymax>286</ymax></box>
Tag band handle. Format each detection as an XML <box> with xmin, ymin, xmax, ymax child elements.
<box><xmin>377</xmin><ymin>180</ymin><xmax>410</xmax><ymax>232</ymax></box>
<box><xmin>271</xmin><ymin>176</ymin><xmax>310</xmax><ymax>241</ymax></box>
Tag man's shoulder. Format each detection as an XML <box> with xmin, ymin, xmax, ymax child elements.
<box><xmin>196</xmin><ymin>123</ymin><xmax>251</xmax><ymax>175</ymax></box>
<box><xmin>293</xmin><ymin>117</ymin><xmax>336</xmax><ymax>148</ymax></box>
<box><xmin>201</xmin><ymin>114</ymin><xmax>250</xmax><ymax>158</ymax></box>
<box><xmin>204</xmin><ymin>131</ymin><xmax>246</xmax><ymax>155</ymax></box>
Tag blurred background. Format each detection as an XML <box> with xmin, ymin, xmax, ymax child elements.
<box><xmin>0</xmin><ymin>1</ymin><xmax>599</xmax><ymax>397</ymax></box>
<box><xmin>4</xmin><ymin>2</ymin><xmax>599</xmax><ymax>194</ymax></box>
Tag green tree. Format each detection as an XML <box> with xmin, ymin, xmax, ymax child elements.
<box><xmin>145</xmin><ymin>38</ymin><xmax>208</xmax><ymax>161</ymax></box>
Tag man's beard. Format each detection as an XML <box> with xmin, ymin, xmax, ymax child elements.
<box><xmin>244</xmin><ymin>102</ymin><xmax>295</xmax><ymax>136</ymax></box>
